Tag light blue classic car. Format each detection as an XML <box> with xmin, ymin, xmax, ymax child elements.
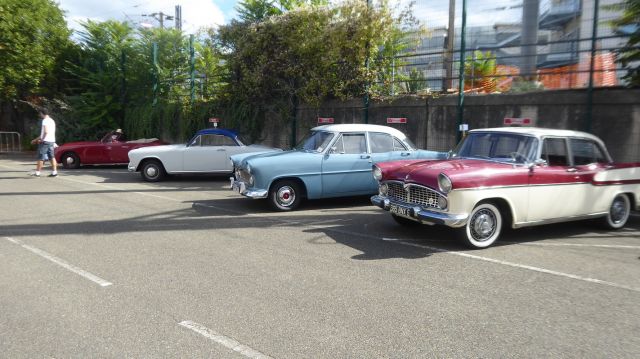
<box><xmin>230</xmin><ymin>124</ymin><xmax>447</xmax><ymax>210</ymax></box>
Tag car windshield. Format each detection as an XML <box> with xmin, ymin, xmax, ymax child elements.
<box><xmin>295</xmin><ymin>131</ymin><xmax>335</xmax><ymax>152</ymax></box>
<box><xmin>452</xmin><ymin>132</ymin><xmax>538</xmax><ymax>164</ymax></box>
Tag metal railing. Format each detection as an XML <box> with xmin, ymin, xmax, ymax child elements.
<box><xmin>0</xmin><ymin>132</ymin><xmax>22</xmax><ymax>153</ymax></box>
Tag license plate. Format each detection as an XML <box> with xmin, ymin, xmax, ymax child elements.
<box><xmin>390</xmin><ymin>204</ymin><xmax>411</xmax><ymax>218</ymax></box>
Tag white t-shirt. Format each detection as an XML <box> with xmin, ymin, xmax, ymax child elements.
<box><xmin>40</xmin><ymin>116</ymin><xmax>56</xmax><ymax>143</ymax></box>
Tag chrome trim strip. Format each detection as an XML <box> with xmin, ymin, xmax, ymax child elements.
<box><xmin>513</xmin><ymin>212</ymin><xmax>608</xmax><ymax>229</ymax></box>
<box><xmin>452</xmin><ymin>182</ymin><xmax>591</xmax><ymax>192</ymax></box>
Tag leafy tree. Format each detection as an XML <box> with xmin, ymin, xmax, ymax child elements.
<box><xmin>235</xmin><ymin>0</ymin><xmax>328</xmax><ymax>22</ymax></box>
<box><xmin>607</xmin><ymin>0</ymin><xmax>640</xmax><ymax>86</ymax></box>
<box><xmin>64</xmin><ymin>20</ymin><xmax>138</xmax><ymax>137</ymax></box>
<box><xmin>0</xmin><ymin>0</ymin><xmax>70</xmax><ymax>100</ymax></box>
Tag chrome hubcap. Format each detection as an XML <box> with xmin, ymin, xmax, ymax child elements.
<box><xmin>277</xmin><ymin>186</ymin><xmax>295</xmax><ymax>207</ymax></box>
<box><xmin>470</xmin><ymin>209</ymin><xmax>496</xmax><ymax>241</ymax></box>
<box><xmin>145</xmin><ymin>166</ymin><xmax>158</xmax><ymax>177</ymax></box>
<box><xmin>66</xmin><ymin>156</ymin><xmax>74</xmax><ymax>165</ymax></box>
<box><xmin>611</xmin><ymin>198</ymin><xmax>628</xmax><ymax>223</ymax></box>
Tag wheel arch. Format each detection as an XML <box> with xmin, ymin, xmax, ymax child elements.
<box><xmin>475</xmin><ymin>197</ymin><xmax>515</xmax><ymax>229</ymax></box>
<box><xmin>137</xmin><ymin>156</ymin><xmax>164</xmax><ymax>172</ymax></box>
<box><xmin>269</xmin><ymin>177</ymin><xmax>308</xmax><ymax>199</ymax></box>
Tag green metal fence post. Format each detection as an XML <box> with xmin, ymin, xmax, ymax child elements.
<box><xmin>189</xmin><ymin>34</ymin><xmax>195</xmax><ymax>104</ymax></box>
<box><xmin>585</xmin><ymin>0</ymin><xmax>600</xmax><ymax>133</ymax></box>
<box><xmin>152</xmin><ymin>42</ymin><xmax>158</xmax><ymax>107</ymax></box>
<box><xmin>456</xmin><ymin>0</ymin><xmax>467</xmax><ymax>142</ymax></box>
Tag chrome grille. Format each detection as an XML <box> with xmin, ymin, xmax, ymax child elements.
<box><xmin>386</xmin><ymin>181</ymin><xmax>445</xmax><ymax>210</ymax></box>
<box><xmin>235</xmin><ymin>168</ymin><xmax>251</xmax><ymax>183</ymax></box>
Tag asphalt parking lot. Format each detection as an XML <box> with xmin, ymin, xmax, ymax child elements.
<box><xmin>1</xmin><ymin>153</ymin><xmax>639</xmax><ymax>358</ymax></box>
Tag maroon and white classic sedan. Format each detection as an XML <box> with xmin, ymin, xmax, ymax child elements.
<box><xmin>371</xmin><ymin>127</ymin><xmax>640</xmax><ymax>249</ymax></box>
<box><xmin>55</xmin><ymin>132</ymin><xmax>166</xmax><ymax>169</ymax></box>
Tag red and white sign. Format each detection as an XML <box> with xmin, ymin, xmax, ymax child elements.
<box><xmin>209</xmin><ymin>117</ymin><xmax>220</xmax><ymax>123</ymax></box>
<box><xmin>317</xmin><ymin>117</ymin><xmax>334</xmax><ymax>124</ymax></box>
<box><xmin>504</xmin><ymin>117</ymin><xmax>534</xmax><ymax>126</ymax></box>
<box><xmin>387</xmin><ymin>117</ymin><xmax>407</xmax><ymax>124</ymax></box>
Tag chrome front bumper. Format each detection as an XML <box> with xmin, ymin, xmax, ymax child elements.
<box><xmin>128</xmin><ymin>165</ymin><xmax>136</xmax><ymax>172</ymax></box>
<box><xmin>371</xmin><ymin>195</ymin><xmax>468</xmax><ymax>227</ymax></box>
<box><xmin>230</xmin><ymin>178</ymin><xmax>268</xmax><ymax>199</ymax></box>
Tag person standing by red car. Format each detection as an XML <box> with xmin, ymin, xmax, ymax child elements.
<box><xmin>30</xmin><ymin>107</ymin><xmax>58</xmax><ymax>177</ymax></box>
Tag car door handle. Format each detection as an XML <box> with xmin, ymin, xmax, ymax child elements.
<box><xmin>566</xmin><ymin>168</ymin><xmax>577</xmax><ymax>172</ymax></box>
<box><xmin>401</xmin><ymin>152</ymin><xmax>411</xmax><ymax>157</ymax></box>
<box><xmin>360</xmin><ymin>155</ymin><xmax>371</xmax><ymax>159</ymax></box>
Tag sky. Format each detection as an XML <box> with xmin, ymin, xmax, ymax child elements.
<box><xmin>58</xmin><ymin>0</ymin><xmax>236</xmax><ymax>34</ymax></box>
<box><xmin>57</xmin><ymin>0</ymin><xmax>524</xmax><ymax>35</ymax></box>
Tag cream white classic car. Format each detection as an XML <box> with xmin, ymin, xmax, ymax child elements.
<box><xmin>128</xmin><ymin>128</ymin><xmax>280</xmax><ymax>181</ymax></box>
<box><xmin>372</xmin><ymin>127</ymin><xmax>640</xmax><ymax>249</ymax></box>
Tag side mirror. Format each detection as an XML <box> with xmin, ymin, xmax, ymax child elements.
<box><xmin>528</xmin><ymin>158</ymin><xmax>547</xmax><ymax>170</ymax></box>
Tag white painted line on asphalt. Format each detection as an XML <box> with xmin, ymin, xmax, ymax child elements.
<box><xmin>179</xmin><ymin>321</ymin><xmax>273</xmax><ymax>359</ymax></box>
<box><xmin>308</xmin><ymin>228</ymin><xmax>640</xmax><ymax>293</ymax></box>
<box><xmin>503</xmin><ymin>242</ymin><xmax>640</xmax><ymax>249</ymax></box>
<box><xmin>3</xmin><ymin>237</ymin><xmax>113</xmax><ymax>287</ymax></box>
<box><xmin>396</xmin><ymin>241</ymin><xmax>640</xmax><ymax>293</ymax></box>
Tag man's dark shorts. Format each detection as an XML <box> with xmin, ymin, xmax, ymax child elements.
<box><xmin>37</xmin><ymin>141</ymin><xmax>55</xmax><ymax>161</ymax></box>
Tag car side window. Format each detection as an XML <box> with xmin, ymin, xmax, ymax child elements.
<box><xmin>369</xmin><ymin>132</ymin><xmax>393</xmax><ymax>153</ymax></box>
<box><xmin>201</xmin><ymin>134</ymin><xmax>237</xmax><ymax>146</ymax></box>
<box><xmin>334</xmin><ymin>133</ymin><xmax>367</xmax><ymax>154</ymax></box>
<box><xmin>541</xmin><ymin>138</ymin><xmax>569</xmax><ymax>166</ymax></box>
<box><xmin>393</xmin><ymin>137</ymin><xmax>407</xmax><ymax>151</ymax></box>
<box><xmin>190</xmin><ymin>135</ymin><xmax>201</xmax><ymax>147</ymax></box>
<box><xmin>571</xmin><ymin>139</ymin><xmax>607</xmax><ymax>165</ymax></box>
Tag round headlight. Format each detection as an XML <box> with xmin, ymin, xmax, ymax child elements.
<box><xmin>379</xmin><ymin>183</ymin><xmax>388</xmax><ymax>196</ymax></box>
<box><xmin>372</xmin><ymin>165</ymin><xmax>382</xmax><ymax>181</ymax></box>
<box><xmin>438</xmin><ymin>173</ymin><xmax>452</xmax><ymax>194</ymax></box>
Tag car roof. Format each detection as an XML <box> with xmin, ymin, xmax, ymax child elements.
<box><xmin>469</xmin><ymin>127</ymin><xmax>603</xmax><ymax>142</ymax></box>
<box><xmin>311</xmin><ymin>124</ymin><xmax>407</xmax><ymax>139</ymax></box>
<box><xmin>195</xmin><ymin>128</ymin><xmax>238</xmax><ymax>137</ymax></box>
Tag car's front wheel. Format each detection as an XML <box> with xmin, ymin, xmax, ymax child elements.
<box><xmin>458</xmin><ymin>202</ymin><xmax>503</xmax><ymax>249</ymax></box>
<box><xmin>140</xmin><ymin>160</ymin><xmax>166</xmax><ymax>182</ymax></box>
<box><xmin>61</xmin><ymin>152</ymin><xmax>80</xmax><ymax>169</ymax></box>
<box><xmin>601</xmin><ymin>194</ymin><xmax>631</xmax><ymax>229</ymax></box>
<box><xmin>269</xmin><ymin>180</ymin><xmax>302</xmax><ymax>211</ymax></box>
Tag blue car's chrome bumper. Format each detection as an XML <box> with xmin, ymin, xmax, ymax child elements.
<box><xmin>371</xmin><ymin>195</ymin><xmax>468</xmax><ymax>227</ymax></box>
<box><xmin>230</xmin><ymin>178</ymin><xmax>268</xmax><ymax>199</ymax></box>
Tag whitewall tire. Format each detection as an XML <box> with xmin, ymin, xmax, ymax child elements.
<box><xmin>458</xmin><ymin>203</ymin><xmax>503</xmax><ymax>249</ymax></box>
<box><xmin>602</xmin><ymin>194</ymin><xmax>631</xmax><ymax>230</ymax></box>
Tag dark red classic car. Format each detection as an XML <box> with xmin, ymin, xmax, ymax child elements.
<box><xmin>55</xmin><ymin>132</ymin><xmax>166</xmax><ymax>169</ymax></box>
<box><xmin>372</xmin><ymin>127</ymin><xmax>640</xmax><ymax>249</ymax></box>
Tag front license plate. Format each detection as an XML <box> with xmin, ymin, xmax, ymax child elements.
<box><xmin>389</xmin><ymin>204</ymin><xmax>412</xmax><ymax>218</ymax></box>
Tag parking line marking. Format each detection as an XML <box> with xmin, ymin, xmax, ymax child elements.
<box><xmin>179</xmin><ymin>321</ymin><xmax>272</xmax><ymax>359</ymax></box>
<box><xmin>3</xmin><ymin>237</ymin><xmax>113</xmax><ymax>287</ymax></box>
<box><xmin>394</xmin><ymin>241</ymin><xmax>640</xmax><ymax>293</ymax></box>
<box><xmin>503</xmin><ymin>242</ymin><xmax>640</xmax><ymax>249</ymax></box>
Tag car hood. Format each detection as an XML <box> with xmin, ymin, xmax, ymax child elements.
<box><xmin>384</xmin><ymin>158</ymin><xmax>526</xmax><ymax>190</ymax></box>
<box><xmin>129</xmin><ymin>144</ymin><xmax>186</xmax><ymax>156</ymax></box>
<box><xmin>231</xmin><ymin>149</ymin><xmax>304</xmax><ymax>167</ymax></box>
<box><xmin>58</xmin><ymin>141</ymin><xmax>99</xmax><ymax>148</ymax></box>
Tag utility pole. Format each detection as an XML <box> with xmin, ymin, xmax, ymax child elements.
<box><xmin>142</xmin><ymin>12</ymin><xmax>174</xmax><ymax>29</ymax></box>
<box><xmin>175</xmin><ymin>5</ymin><xmax>182</xmax><ymax>31</ymax></box>
<box><xmin>444</xmin><ymin>0</ymin><xmax>456</xmax><ymax>91</ymax></box>
<box><xmin>456</xmin><ymin>0</ymin><xmax>467</xmax><ymax>142</ymax></box>
<box><xmin>521</xmin><ymin>0</ymin><xmax>539</xmax><ymax>80</ymax></box>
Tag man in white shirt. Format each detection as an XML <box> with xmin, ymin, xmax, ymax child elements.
<box><xmin>30</xmin><ymin>107</ymin><xmax>58</xmax><ymax>177</ymax></box>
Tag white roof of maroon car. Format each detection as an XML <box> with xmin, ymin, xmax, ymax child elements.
<box><xmin>312</xmin><ymin>124</ymin><xmax>408</xmax><ymax>139</ymax></box>
<box><xmin>470</xmin><ymin>127</ymin><xmax>602</xmax><ymax>142</ymax></box>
